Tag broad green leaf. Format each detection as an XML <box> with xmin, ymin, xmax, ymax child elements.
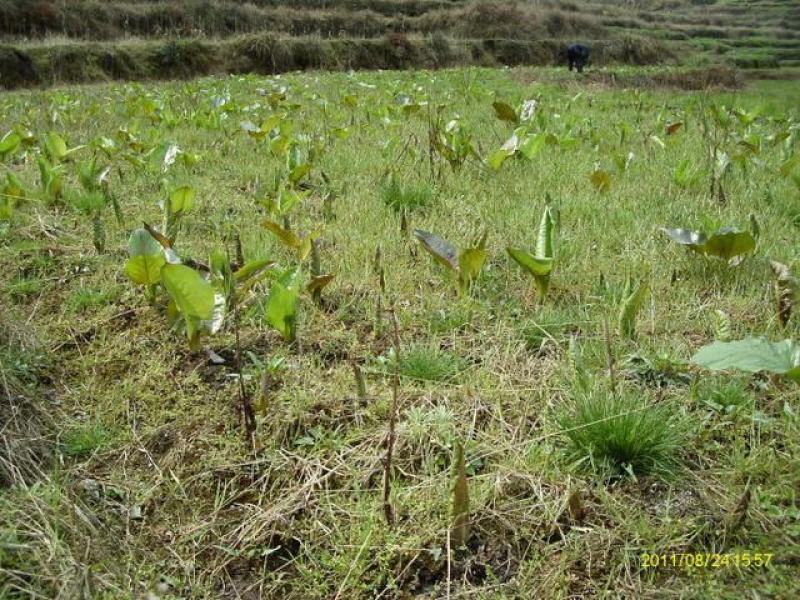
<box><xmin>234</xmin><ymin>258</ymin><xmax>274</xmax><ymax>281</ymax></box>
<box><xmin>125</xmin><ymin>254</ymin><xmax>165</xmax><ymax>286</ymax></box>
<box><xmin>488</xmin><ymin>148</ymin><xmax>513</xmax><ymax>171</ymax></box>
<box><xmin>161</xmin><ymin>264</ymin><xmax>215</xmax><ymax>321</ymax></box>
<box><xmin>413</xmin><ymin>229</ymin><xmax>458</xmax><ymax>271</ymax></box>
<box><xmin>691</xmin><ymin>338</ymin><xmax>800</xmax><ymax>382</ymax></box>
<box><xmin>0</xmin><ymin>132</ymin><xmax>21</xmax><ymax>157</ymax></box>
<box><xmin>704</xmin><ymin>228</ymin><xmax>756</xmax><ymax>263</ymax></box>
<box><xmin>263</xmin><ymin>219</ymin><xmax>303</xmax><ymax>249</ymax></box>
<box><xmin>45</xmin><ymin>132</ymin><xmax>68</xmax><ymax>161</ymax></box>
<box><xmin>265</xmin><ymin>267</ymin><xmax>301</xmax><ymax>341</ymax></box>
<box><xmin>519</xmin><ymin>132</ymin><xmax>546</xmax><ymax>160</ymax></box>
<box><xmin>169</xmin><ymin>186</ymin><xmax>195</xmax><ymax>214</ymax></box>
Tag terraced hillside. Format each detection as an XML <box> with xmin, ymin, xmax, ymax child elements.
<box><xmin>1</xmin><ymin>0</ymin><xmax>798</xmax><ymax>88</ymax></box>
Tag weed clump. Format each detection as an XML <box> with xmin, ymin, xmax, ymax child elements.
<box><xmin>559</xmin><ymin>390</ymin><xmax>686</xmax><ymax>479</ymax></box>
<box><xmin>380</xmin><ymin>179</ymin><xmax>432</xmax><ymax>213</ymax></box>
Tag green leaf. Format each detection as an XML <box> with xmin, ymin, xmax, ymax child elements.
<box><xmin>0</xmin><ymin>131</ymin><xmax>21</xmax><ymax>157</ymax></box>
<box><xmin>507</xmin><ymin>247</ymin><xmax>553</xmax><ymax>297</ymax></box>
<box><xmin>691</xmin><ymin>338</ymin><xmax>800</xmax><ymax>382</ymax></box>
<box><xmin>536</xmin><ymin>205</ymin><xmax>556</xmax><ymax>259</ymax></box>
<box><xmin>234</xmin><ymin>258</ymin><xmax>274</xmax><ymax>281</ymax></box>
<box><xmin>457</xmin><ymin>247</ymin><xmax>487</xmax><ymax>293</ymax></box>
<box><xmin>265</xmin><ymin>267</ymin><xmax>301</xmax><ymax>341</ymax></box>
<box><xmin>704</xmin><ymin>228</ymin><xmax>756</xmax><ymax>263</ymax></box>
<box><xmin>169</xmin><ymin>186</ymin><xmax>195</xmax><ymax>214</ymax></box>
<box><xmin>125</xmin><ymin>254</ymin><xmax>165</xmax><ymax>286</ymax></box>
<box><xmin>161</xmin><ymin>264</ymin><xmax>215</xmax><ymax>320</ymax></box>
<box><xmin>45</xmin><ymin>132</ymin><xmax>68</xmax><ymax>161</ymax></box>
<box><xmin>492</xmin><ymin>101</ymin><xmax>518</xmax><ymax>124</ymax></box>
<box><xmin>306</xmin><ymin>274</ymin><xmax>334</xmax><ymax>295</ymax></box>
<box><xmin>413</xmin><ymin>229</ymin><xmax>458</xmax><ymax>272</ymax></box>
<box><xmin>519</xmin><ymin>132</ymin><xmax>546</xmax><ymax>160</ymax></box>
<box><xmin>487</xmin><ymin>148</ymin><xmax>513</xmax><ymax>171</ymax></box>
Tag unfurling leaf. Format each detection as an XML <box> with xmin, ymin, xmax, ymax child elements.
<box><xmin>691</xmin><ymin>338</ymin><xmax>800</xmax><ymax>383</ymax></box>
<box><xmin>457</xmin><ymin>247</ymin><xmax>487</xmax><ymax>294</ymax></box>
<box><xmin>507</xmin><ymin>248</ymin><xmax>553</xmax><ymax>296</ymax></box>
<box><xmin>618</xmin><ymin>278</ymin><xmax>648</xmax><ymax>339</ymax></box>
<box><xmin>451</xmin><ymin>439</ymin><xmax>470</xmax><ymax>548</ymax></box>
<box><xmin>770</xmin><ymin>261</ymin><xmax>798</xmax><ymax>328</ymax></box>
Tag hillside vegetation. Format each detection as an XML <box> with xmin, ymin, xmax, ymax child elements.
<box><xmin>2</xmin><ymin>0</ymin><xmax>798</xmax><ymax>89</ymax></box>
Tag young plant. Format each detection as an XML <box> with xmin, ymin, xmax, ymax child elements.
<box><xmin>162</xmin><ymin>184</ymin><xmax>195</xmax><ymax>243</ymax></box>
<box><xmin>36</xmin><ymin>154</ymin><xmax>64</xmax><ymax>203</ymax></box>
<box><xmin>661</xmin><ymin>224</ymin><xmax>756</xmax><ymax>265</ymax></box>
<box><xmin>124</xmin><ymin>228</ymin><xmax>165</xmax><ymax>301</ymax></box>
<box><xmin>265</xmin><ymin>266</ymin><xmax>302</xmax><ymax>342</ymax></box>
<box><xmin>691</xmin><ymin>338</ymin><xmax>800</xmax><ymax>383</ymax></box>
<box><xmin>413</xmin><ymin>229</ymin><xmax>487</xmax><ymax>295</ymax></box>
<box><xmin>618</xmin><ymin>276</ymin><xmax>649</xmax><ymax>340</ymax></box>
<box><xmin>0</xmin><ymin>173</ymin><xmax>26</xmax><ymax>222</ymax></box>
<box><xmin>507</xmin><ymin>204</ymin><xmax>558</xmax><ymax>298</ymax></box>
<box><xmin>162</xmin><ymin>262</ymin><xmax>221</xmax><ymax>351</ymax></box>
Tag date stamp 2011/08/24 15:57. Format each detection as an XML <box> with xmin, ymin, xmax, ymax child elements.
<box><xmin>641</xmin><ymin>552</ymin><xmax>773</xmax><ymax>569</ymax></box>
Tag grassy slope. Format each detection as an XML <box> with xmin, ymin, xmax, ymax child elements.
<box><xmin>3</xmin><ymin>0</ymin><xmax>799</xmax><ymax>89</ymax></box>
<box><xmin>1</xmin><ymin>66</ymin><xmax>799</xmax><ymax>598</ymax></box>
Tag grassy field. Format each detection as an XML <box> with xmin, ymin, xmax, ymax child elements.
<box><xmin>1</xmin><ymin>65</ymin><xmax>799</xmax><ymax>598</ymax></box>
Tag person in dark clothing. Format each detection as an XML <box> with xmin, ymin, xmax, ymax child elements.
<box><xmin>566</xmin><ymin>43</ymin><xmax>591</xmax><ymax>73</ymax></box>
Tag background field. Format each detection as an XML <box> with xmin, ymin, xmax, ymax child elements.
<box><xmin>2</xmin><ymin>0</ymin><xmax>800</xmax><ymax>89</ymax></box>
<box><xmin>1</xmin><ymin>64</ymin><xmax>799</xmax><ymax>598</ymax></box>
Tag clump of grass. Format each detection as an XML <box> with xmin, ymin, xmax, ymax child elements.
<box><xmin>380</xmin><ymin>179</ymin><xmax>432</xmax><ymax>213</ymax></box>
<box><xmin>694</xmin><ymin>378</ymin><xmax>752</xmax><ymax>414</ymax></box>
<box><xmin>62</xmin><ymin>423</ymin><xmax>110</xmax><ymax>457</ymax></box>
<box><xmin>66</xmin><ymin>286</ymin><xmax>120</xmax><ymax>313</ymax></box>
<box><xmin>559</xmin><ymin>390</ymin><xmax>686</xmax><ymax>479</ymax></box>
<box><xmin>7</xmin><ymin>277</ymin><xmax>45</xmax><ymax>300</ymax></box>
<box><xmin>398</xmin><ymin>345</ymin><xmax>467</xmax><ymax>382</ymax></box>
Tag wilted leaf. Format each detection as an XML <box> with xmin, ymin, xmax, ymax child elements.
<box><xmin>307</xmin><ymin>274</ymin><xmax>334</xmax><ymax>295</ymax></box>
<box><xmin>590</xmin><ymin>169</ymin><xmax>612</xmax><ymax>192</ymax></box>
<box><xmin>413</xmin><ymin>229</ymin><xmax>458</xmax><ymax>271</ymax></box>
<box><xmin>691</xmin><ymin>338</ymin><xmax>800</xmax><ymax>382</ymax></box>
<box><xmin>666</xmin><ymin>122</ymin><xmax>683</xmax><ymax>136</ymax></box>
<box><xmin>263</xmin><ymin>219</ymin><xmax>304</xmax><ymax>249</ymax></box>
<box><xmin>492</xmin><ymin>101</ymin><xmax>518</xmax><ymax>123</ymax></box>
<box><xmin>451</xmin><ymin>439</ymin><xmax>470</xmax><ymax>547</ymax></box>
<box><xmin>770</xmin><ymin>261</ymin><xmax>798</xmax><ymax>327</ymax></box>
